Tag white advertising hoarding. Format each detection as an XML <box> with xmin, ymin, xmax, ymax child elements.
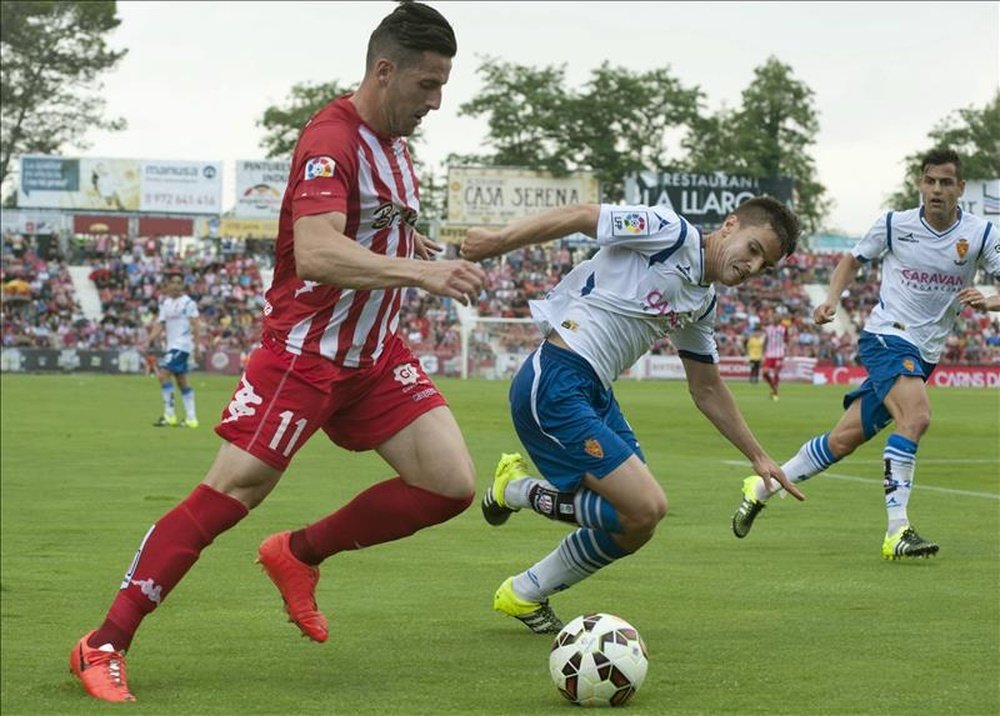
<box><xmin>18</xmin><ymin>155</ymin><xmax>222</xmax><ymax>215</ymax></box>
<box><xmin>139</xmin><ymin>160</ymin><xmax>222</xmax><ymax>214</ymax></box>
<box><xmin>235</xmin><ymin>159</ymin><xmax>290</xmax><ymax>218</ymax></box>
<box><xmin>447</xmin><ymin>166</ymin><xmax>599</xmax><ymax>225</ymax></box>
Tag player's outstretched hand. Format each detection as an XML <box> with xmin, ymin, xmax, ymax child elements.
<box><xmin>750</xmin><ymin>456</ymin><xmax>805</xmax><ymax>502</ymax></box>
<box><xmin>413</xmin><ymin>230</ymin><xmax>443</xmax><ymax>260</ymax></box>
<box><xmin>419</xmin><ymin>259</ymin><xmax>485</xmax><ymax>306</ymax></box>
<box><xmin>460</xmin><ymin>227</ymin><xmax>503</xmax><ymax>262</ymax></box>
<box><xmin>813</xmin><ymin>301</ymin><xmax>837</xmax><ymax>325</ymax></box>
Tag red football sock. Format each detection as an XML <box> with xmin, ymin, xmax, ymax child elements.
<box><xmin>289</xmin><ymin>477</ymin><xmax>472</xmax><ymax>565</ymax></box>
<box><xmin>89</xmin><ymin>484</ymin><xmax>248</xmax><ymax>651</ymax></box>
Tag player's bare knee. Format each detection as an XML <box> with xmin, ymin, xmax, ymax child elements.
<box><xmin>622</xmin><ymin>496</ymin><xmax>667</xmax><ymax>534</ymax></box>
<box><xmin>898</xmin><ymin>411</ymin><xmax>930</xmax><ymax>440</ymax></box>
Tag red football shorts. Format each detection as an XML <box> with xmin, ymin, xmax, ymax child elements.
<box><xmin>214</xmin><ymin>335</ymin><xmax>447</xmax><ymax>471</ymax></box>
<box><xmin>763</xmin><ymin>357</ymin><xmax>783</xmax><ymax>372</ymax></box>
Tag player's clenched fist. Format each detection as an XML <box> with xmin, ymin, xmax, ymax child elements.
<box><xmin>460</xmin><ymin>227</ymin><xmax>503</xmax><ymax>262</ymax></box>
<box><xmin>418</xmin><ymin>259</ymin><xmax>486</xmax><ymax>305</ymax></box>
<box><xmin>813</xmin><ymin>301</ymin><xmax>837</xmax><ymax>325</ymax></box>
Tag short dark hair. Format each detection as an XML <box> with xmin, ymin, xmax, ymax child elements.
<box><xmin>366</xmin><ymin>2</ymin><xmax>456</xmax><ymax>71</ymax></box>
<box><xmin>732</xmin><ymin>196</ymin><xmax>800</xmax><ymax>258</ymax></box>
<box><xmin>920</xmin><ymin>147</ymin><xmax>963</xmax><ymax>181</ymax></box>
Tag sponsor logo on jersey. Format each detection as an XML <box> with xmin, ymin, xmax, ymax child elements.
<box><xmin>611</xmin><ymin>211</ymin><xmax>649</xmax><ymax>236</ymax></box>
<box><xmin>222</xmin><ymin>376</ymin><xmax>264</xmax><ymax>423</ymax></box>
<box><xmin>304</xmin><ymin>156</ymin><xmax>336</xmax><ymax>181</ymax></box>
<box><xmin>899</xmin><ymin>269</ymin><xmax>964</xmax><ymax>288</ymax></box>
<box><xmin>393</xmin><ymin>363</ymin><xmax>420</xmax><ymax>386</ymax></box>
<box><xmin>584</xmin><ymin>438</ymin><xmax>604</xmax><ymax>459</ymax></box>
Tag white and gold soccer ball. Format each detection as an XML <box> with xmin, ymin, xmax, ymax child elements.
<box><xmin>549</xmin><ymin>613</ymin><xmax>648</xmax><ymax>707</ymax></box>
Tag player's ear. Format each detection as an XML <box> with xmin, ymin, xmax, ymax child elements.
<box><xmin>721</xmin><ymin>214</ymin><xmax>740</xmax><ymax>237</ymax></box>
<box><xmin>374</xmin><ymin>57</ymin><xmax>394</xmax><ymax>86</ymax></box>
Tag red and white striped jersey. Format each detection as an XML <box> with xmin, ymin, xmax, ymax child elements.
<box><xmin>261</xmin><ymin>95</ymin><xmax>420</xmax><ymax>368</ymax></box>
<box><xmin>763</xmin><ymin>323</ymin><xmax>787</xmax><ymax>359</ymax></box>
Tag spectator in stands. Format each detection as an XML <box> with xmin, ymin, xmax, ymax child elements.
<box><xmin>732</xmin><ymin>147</ymin><xmax>1000</xmax><ymax>561</ymax></box>
<box><xmin>462</xmin><ymin>196</ymin><xmax>804</xmax><ymax>633</ymax></box>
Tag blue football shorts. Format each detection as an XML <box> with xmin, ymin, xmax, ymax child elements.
<box><xmin>509</xmin><ymin>340</ymin><xmax>645</xmax><ymax>492</ymax></box>
<box><xmin>843</xmin><ymin>331</ymin><xmax>935</xmax><ymax>439</ymax></box>
<box><xmin>158</xmin><ymin>349</ymin><xmax>191</xmax><ymax>375</ymax></box>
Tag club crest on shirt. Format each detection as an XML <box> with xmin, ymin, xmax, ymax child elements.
<box><xmin>584</xmin><ymin>438</ymin><xmax>604</xmax><ymax>459</ymax></box>
<box><xmin>611</xmin><ymin>211</ymin><xmax>649</xmax><ymax>236</ymax></box>
<box><xmin>954</xmin><ymin>238</ymin><xmax>969</xmax><ymax>265</ymax></box>
<box><xmin>304</xmin><ymin>156</ymin><xmax>336</xmax><ymax>181</ymax></box>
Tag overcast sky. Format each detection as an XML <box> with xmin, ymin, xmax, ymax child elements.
<box><xmin>75</xmin><ymin>1</ymin><xmax>999</xmax><ymax>235</ymax></box>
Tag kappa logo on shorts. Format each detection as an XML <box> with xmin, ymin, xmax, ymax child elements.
<box><xmin>222</xmin><ymin>375</ymin><xmax>264</xmax><ymax>423</ymax></box>
<box><xmin>393</xmin><ymin>363</ymin><xmax>420</xmax><ymax>386</ymax></box>
<box><xmin>130</xmin><ymin>577</ymin><xmax>163</xmax><ymax>605</ymax></box>
<box><xmin>584</xmin><ymin>438</ymin><xmax>604</xmax><ymax>459</ymax></box>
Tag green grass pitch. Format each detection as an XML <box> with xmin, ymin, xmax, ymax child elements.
<box><xmin>1</xmin><ymin>373</ymin><xmax>997</xmax><ymax>715</ymax></box>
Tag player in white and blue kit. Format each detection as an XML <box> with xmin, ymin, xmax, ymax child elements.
<box><xmin>732</xmin><ymin>148</ymin><xmax>1000</xmax><ymax>559</ymax></box>
<box><xmin>461</xmin><ymin>196</ymin><xmax>803</xmax><ymax>632</ymax></box>
<box><xmin>147</xmin><ymin>271</ymin><xmax>202</xmax><ymax>428</ymax></box>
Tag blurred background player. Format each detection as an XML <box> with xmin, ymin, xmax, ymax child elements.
<box><xmin>70</xmin><ymin>2</ymin><xmax>485</xmax><ymax>703</ymax></box>
<box><xmin>732</xmin><ymin>148</ymin><xmax>1000</xmax><ymax>559</ymax></box>
<box><xmin>146</xmin><ymin>270</ymin><xmax>201</xmax><ymax>427</ymax></box>
<box><xmin>745</xmin><ymin>327</ymin><xmax>764</xmax><ymax>384</ymax></box>
<box><xmin>461</xmin><ymin>197</ymin><xmax>805</xmax><ymax>633</ymax></box>
<box><xmin>762</xmin><ymin>313</ymin><xmax>787</xmax><ymax>400</ymax></box>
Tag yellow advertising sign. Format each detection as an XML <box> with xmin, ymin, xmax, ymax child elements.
<box><xmin>436</xmin><ymin>223</ymin><xmax>472</xmax><ymax>244</ymax></box>
<box><xmin>196</xmin><ymin>217</ymin><xmax>279</xmax><ymax>239</ymax></box>
<box><xmin>447</xmin><ymin>166</ymin><xmax>599</xmax><ymax>225</ymax></box>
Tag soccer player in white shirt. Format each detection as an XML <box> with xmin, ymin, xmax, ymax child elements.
<box><xmin>146</xmin><ymin>271</ymin><xmax>202</xmax><ymax>428</ymax></box>
<box><xmin>461</xmin><ymin>196</ymin><xmax>805</xmax><ymax>632</ymax></box>
<box><xmin>732</xmin><ymin>148</ymin><xmax>1000</xmax><ymax>559</ymax></box>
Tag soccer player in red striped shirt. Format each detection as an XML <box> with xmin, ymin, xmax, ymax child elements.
<box><xmin>761</xmin><ymin>314</ymin><xmax>787</xmax><ymax>400</ymax></box>
<box><xmin>70</xmin><ymin>3</ymin><xmax>485</xmax><ymax>703</ymax></box>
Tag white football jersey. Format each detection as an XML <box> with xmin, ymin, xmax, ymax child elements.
<box><xmin>158</xmin><ymin>295</ymin><xmax>199</xmax><ymax>353</ymax></box>
<box><xmin>530</xmin><ymin>204</ymin><xmax>718</xmax><ymax>387</ymax></box>
<box><xmin>852</xmin><ymin>207</ymin><xmax>1000</xmax><ymax>363</ymax></box>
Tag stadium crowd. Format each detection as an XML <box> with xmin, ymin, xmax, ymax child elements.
<box><xmin>2</xmin><ymin>231</ymin><xmax>998</xmax><ymax>366</ymax></box>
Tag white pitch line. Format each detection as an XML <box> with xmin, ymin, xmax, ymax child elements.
<box><xmin>720</xmin><ymin>460</ymin><xmax>1000</xmax><ymax>500</ymax></box>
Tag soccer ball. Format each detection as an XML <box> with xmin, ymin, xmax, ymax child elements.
<box><xmin>549</xmin><ymin>613</ymin><xmax>648</xmax><ymax>707</ymax></box>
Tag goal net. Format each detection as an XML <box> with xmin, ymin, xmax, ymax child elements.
<box><xmin>460</xmin><ymin>316</ymin><xmax>542</xmax><ymax>379</ymax></box>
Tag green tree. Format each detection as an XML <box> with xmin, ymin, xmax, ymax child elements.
<box><xmin>568</xmin><ymin>62</ymin><xmax>702</xmax><ymax>201</ymax></box>
<box><xmin>257</xmin><ymin>80</ymin><xmax>355</xmax><ymax>160</ymax></box>
<box><xmin>455</xmin><ymin>57</ymin><xmax>702</xmax><ymax>201</ymax></box>
<box><xmin>888</xmin><ymin>91</ymin><xmax>1000</xmax><ymax>209</ymax></box>
<box><xmin>683</xmin><ymin>56</ymin><xmax>829</xmax><ymax>234</ymax></box>
<box><xmin>1</xmin><ymin>0</ymin><xmax>127</xmax><ymax>186</ymax></box>
<box><xmin>451</xmin><ymin>58</ymin><xmax>572</xmax><ymax>171</ymax></box>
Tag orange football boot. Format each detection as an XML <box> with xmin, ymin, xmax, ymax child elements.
<box><xmin>69</xmin><ymin>630</ymin><xmax>136</xmax><ymax>702</ymax></box>
<box><xmin>257</xmin><ymin>531</ymin><xmax>329</xmax><ymax>642</ymax></box>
